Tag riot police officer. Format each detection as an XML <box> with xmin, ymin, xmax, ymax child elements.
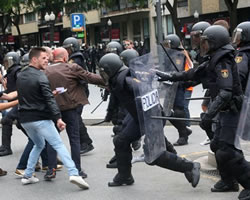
<box><xmin>190</xmin><ymin>21</ymin><xmax>213</xmax><ymax>144</ymax></box>
<box><xmin>156</xmin><ymin>25</ymin><xmax>250</xmax><ymax>197</ymax></box>
<box><xmin>99</xmin><ymin>53</ymin><xmax>200</xmax><ymax>188</ymax></box>
<box><xmin>63</xmin><ymin>37</ymin><xmax>94</xmax><ymax>157</ymax></box>
<box><xmin>20</xmin><ymin>53</ymin><xmax>29</xmax><ymax>67</ymax></box>
<box><xmin>162</xmin><ymin>34</ymin><xmax>192</xmax><ymax>146</ymax></box>
<box><xmin>0</xmin><ymin>52</ymin><xmax>21</xmax><ymax>156</ymax></box>
<box><xmin>232</xmin><ymin>21</ymin><xmax>250</xmax><ymax>200</ymax></box>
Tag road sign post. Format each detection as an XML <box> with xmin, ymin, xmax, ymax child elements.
<box><xmin>70</xmin><ymin>13</ymin><xmax>86</xmax><ymax>43</ymax></box>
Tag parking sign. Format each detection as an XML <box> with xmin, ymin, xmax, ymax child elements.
<box><xmin>71</xmin><ymin>13</ymin><xmax>85</xmax><ymax>32</ymax></box>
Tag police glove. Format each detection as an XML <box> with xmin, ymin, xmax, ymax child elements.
<box><xmin>199</xmin><ymin>112</ymin><xmax>213</xmax><ymax>131</ymax></box>
<box><xmin>155</xmin><ymin>70</ymin><xmax>173</xmax><ymax>81</ymax></box>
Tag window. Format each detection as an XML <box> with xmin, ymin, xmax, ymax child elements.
<box><xmin>167</xmin><ymin>15</ymin><xmax>173</xmax><ymax>34</ymax></box>
<box><xmin>25</xmin><ymin>12</ymin><xmax>36</xmax><ymax>23</ymax></box>
<box><xmin>177</xmin><ymin>0</ymin><xmax>188</xmax><ymax>7</ymax></box>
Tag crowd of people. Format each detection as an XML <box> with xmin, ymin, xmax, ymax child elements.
<box><xmin>0</xmin><ymin>19</ymin><xmax>250</xmax><ymax>200</ymax></box>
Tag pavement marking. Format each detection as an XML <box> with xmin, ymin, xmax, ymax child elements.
<box><xmin>180</xmin><ymin>151</ymin><xmax>208</xmax><ymax>158</ymax></box>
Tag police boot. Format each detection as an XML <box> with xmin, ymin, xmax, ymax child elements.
<box><xmin>170</xmin><ymin>109</ymin><xmax>192</xmax><ymax>146</ymax></box>
<box><xmin>0</xmin><ymin>125</ymin><xmax>13</xmax><ymax>157</ymax></box>
<box><xmin>106</xmin><ymin>155</ymin><xmax>117</xmax><ymax>169</ymax></box>
<box><xmin>238</xmin><ymin>189</ymin><xmax>250</xmax><ymax>200</ymax></box>
<box><xmin>211</xmin><ymin>179</ymin><xmax>239</xmax><ymax>192</ymax></box>
<box><xmin>154</xmin><ymin>151</ymin><xmax>200</xmax><ymax>188</ymax></box>
<box><xmin>108</xmin><ymin>152</ymin><xmax>134</xmax><ymax>187</ymax></box>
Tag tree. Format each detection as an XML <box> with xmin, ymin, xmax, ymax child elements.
<box><xmin>224</xmin><ymin>0</ymin><xmax>238</xmax><ymax>33</ymax></box>
<box><xmin>163</xmin><ymin>0</ymin><xmax>183</xmax><ymax>39</ymax></box>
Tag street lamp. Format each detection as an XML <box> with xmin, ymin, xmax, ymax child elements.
<box><xmin>193</xmin><ymin>10</ymin><xmax>199</xmax><ymax>22</ymax></box>
<box><xmin>107</xmin><ymin>19</ymin><xmax>112</xmax><ymax>42</ymax></box>
<box><xmin>45</xmin><ymin>12</ymin><xmax>56</xmax><ymax>47</ymax></box>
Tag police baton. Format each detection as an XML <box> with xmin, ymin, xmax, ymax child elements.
<box><xmin>90</xmin><ymin>119</ymin><xmax>107</xmax><ymax>126</ymax></box>
<box><xmin>90</xmin><ymin>100</ymin><xmax>104</xmax><ymax>114</ymax></box>
<box><xmin>151</xmin><ymin>116</ymin><xmax>218</xmax><ymax>123</ymax></box>
<box><xmin>185</xmin><ymin>97</ymin><xmax>211</xmax><ymax>101</ymax></box>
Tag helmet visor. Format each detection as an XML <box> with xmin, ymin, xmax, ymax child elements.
<box><xmin>200</xmin><ymin>36</ymin><xmax>210</xmax><ymax>56</ymax></box>
<box><xmin>190</xmin><ymin>31</ymin><xmax>201</xmax><ymax>50</ymax></box>
<box><xmin>232</xmin><ymin>28</ymin><xmax>242</xmax><ymax>46</ymax></box>
<box><xmin>106</xmin><ymin>47</ymin><xmax>118</xmax><ymax>54</ymax></box>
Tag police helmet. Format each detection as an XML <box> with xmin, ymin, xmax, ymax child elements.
<box><xmin>3</xmin><ymin>52</ymin><xmax>20</xmax><ymax>70</ymax></box>
<box><xmin>200</xmin><ymin>25</ymin><xmax>230</xmax><ymax>56</ymax></box>
<box><xmin>62</xmin><ymin>37</ymin><xmax>80</xmax><ymax>53</ymax></box>
<box><xmin>106</xmin><ymin>41</ymin><xmax>123</xmax><ymax>55</ymax></box>
<box><xmin>20</xmin><ymin>53</ymin><xmax>29</xmax><ymax>67</ymax></box>
<box><xmin>232</xmin><ymin>22</ymin><xmax>250</xmax><ymax>46</ymax></box>
<box><xmin>163</xmin><ymin>34</ymin><xmax>183</xmax><ymax>50</ymax></box>
<box><xmin>120</xmin><ymin>49</ymin><xmax>139</xmax><ymax>67</ymax></box>
<box><xmin>191</xmin><ymin>21</ymin><xmax>211</xmax><ymax>50</ymax></box>
<box><xmin>99</xmin><ymin>53</ymin><xmax>124</xmax><ymax>84</ymax></box>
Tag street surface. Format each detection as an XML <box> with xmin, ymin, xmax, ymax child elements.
<box><xmin>0</xmin><ymin>83</ymin><xmax>240</xmax><ymax>200</ymax></box>
<box><xmin>0</xmin><ymin>125</ymin><xmax>239</xmax><ymax>200</ymax></box>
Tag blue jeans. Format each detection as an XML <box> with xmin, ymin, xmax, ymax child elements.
<box><xmin>21</xmin><ymin>120</ymin><xmax>79</xmax><ymax>178</ymax></box>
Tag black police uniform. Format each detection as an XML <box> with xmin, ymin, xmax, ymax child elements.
<box><xmin>108</xmin><ymin>67</ymin><xmax>200</xmax><ymax>187</ymax></box>
<box><xmin>68</xmin><ymin>51</ymin><xmax>93</xmax><ymax>151</ymax></box>
<box><xmin>158</xmin><ymin>44</ymin><xmax>250</xmax><ymax>191</ymax></box>
<box><xmin>0</xmin><ymin>64</ymin><xmax>21</xmax><ymax>156</ymax></box>
<box><xmin>235</xmin><ymin>45</ymin><xmax>250</xmax><ymax>92</ymax></box>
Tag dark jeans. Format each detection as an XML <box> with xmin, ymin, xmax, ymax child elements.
<box><xmin>77</xmin><ymin>105</ymin><xmax>93</xmax><ymax>145</ymax></box>
<box><xmin>16</xmin><ymin>137</ymin><xmax>48</xmax><ymax>169</ymax></box>
<box><xmin>47</xmin><ymin>108</ymin><xmax>81</xmax><ymax>172</ymax></box>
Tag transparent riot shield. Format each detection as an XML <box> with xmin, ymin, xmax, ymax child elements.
<box><xmin>130</xmin><ymin>53</ymin><xmax>166</xmax><ymax>164</ymax></box>
<box><xmin>235</xmin><ymin>75</ymin><xmax>250</xmax><ymax>155</ymax></box>
<box><xmin>156</xmin><ymin>45</ymin><xmax>185</xmax><ymax>116</ymax></box>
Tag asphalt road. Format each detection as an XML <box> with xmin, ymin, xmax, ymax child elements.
<box><xmin>0</xmin><ymin>125</ymin><xmax>240</xmax><ymax>200</ymax></box>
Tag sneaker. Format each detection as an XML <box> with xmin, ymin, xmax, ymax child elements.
<box><xmin>21</xmin><ymin>176</ymin><xmax>39</xmax><ymax>185</ymax></box>
<box><xmin>15</xmin><ymin>169</ymin><xmax>25</xmax><ymax>178</ymax></box>
<box><xmin>200</xmin><ymin>137</ymin><xmax>210</xmax><ymax>146</ymax></box>
<box><xmin>44</xmin><ymin>168</ymin><xmax>56</xmax><ymax>181</ymax></box>
<box><xmin>69</xmin><ymin>176</ymin><xmax>89</xmax><ymax>189</ymax></box>
<box><xmin>80</xmin><ymin>143</ymin><xmax>94</xmax><ymax>155</ymax></box>
<box><xmin>56</xmin><ymin>164</ymin><xmax>63</xmax><ymax>171</ymax></box>
<box><xmin>15</xmin><ymin>169</ymin><xmax>36</xmax><ymax>178</ymax></box>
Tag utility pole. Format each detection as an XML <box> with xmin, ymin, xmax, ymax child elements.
<box><xmin>155</xmin><ymin>0</ymin><xmax>163</xmax><ymax>44</ymax></box>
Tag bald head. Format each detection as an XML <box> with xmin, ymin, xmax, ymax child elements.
<box><xmin>53</xmin><ymin>47</ymin><xmax>69</xmax><ymax>63</ymax></box>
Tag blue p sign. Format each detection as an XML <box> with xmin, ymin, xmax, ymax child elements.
<box><xmin>71</xmin><ymin>13</ymin><xmax>85</xmax><ymax>32</ymax></box>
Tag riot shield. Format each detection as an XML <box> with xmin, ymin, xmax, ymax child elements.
<box><xmin>235</xmin><ymin>75</ymin><xmax>250</xmax><ymax>155</ymax></box>
<box><xmin>130</xmin><ymin>52</ymin><xmax>166</xmax><ymax>164</ymax></box>
<box><xmin>156</xmin><ymin>45</ymin><xmax>185</xmax><ymax>116</ymax></box>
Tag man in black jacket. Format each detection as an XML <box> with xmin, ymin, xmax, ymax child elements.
<box><xmin>16</xmin><ymin>47</ymin><xmax>89</xmax><ymax>189</ymax></box>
